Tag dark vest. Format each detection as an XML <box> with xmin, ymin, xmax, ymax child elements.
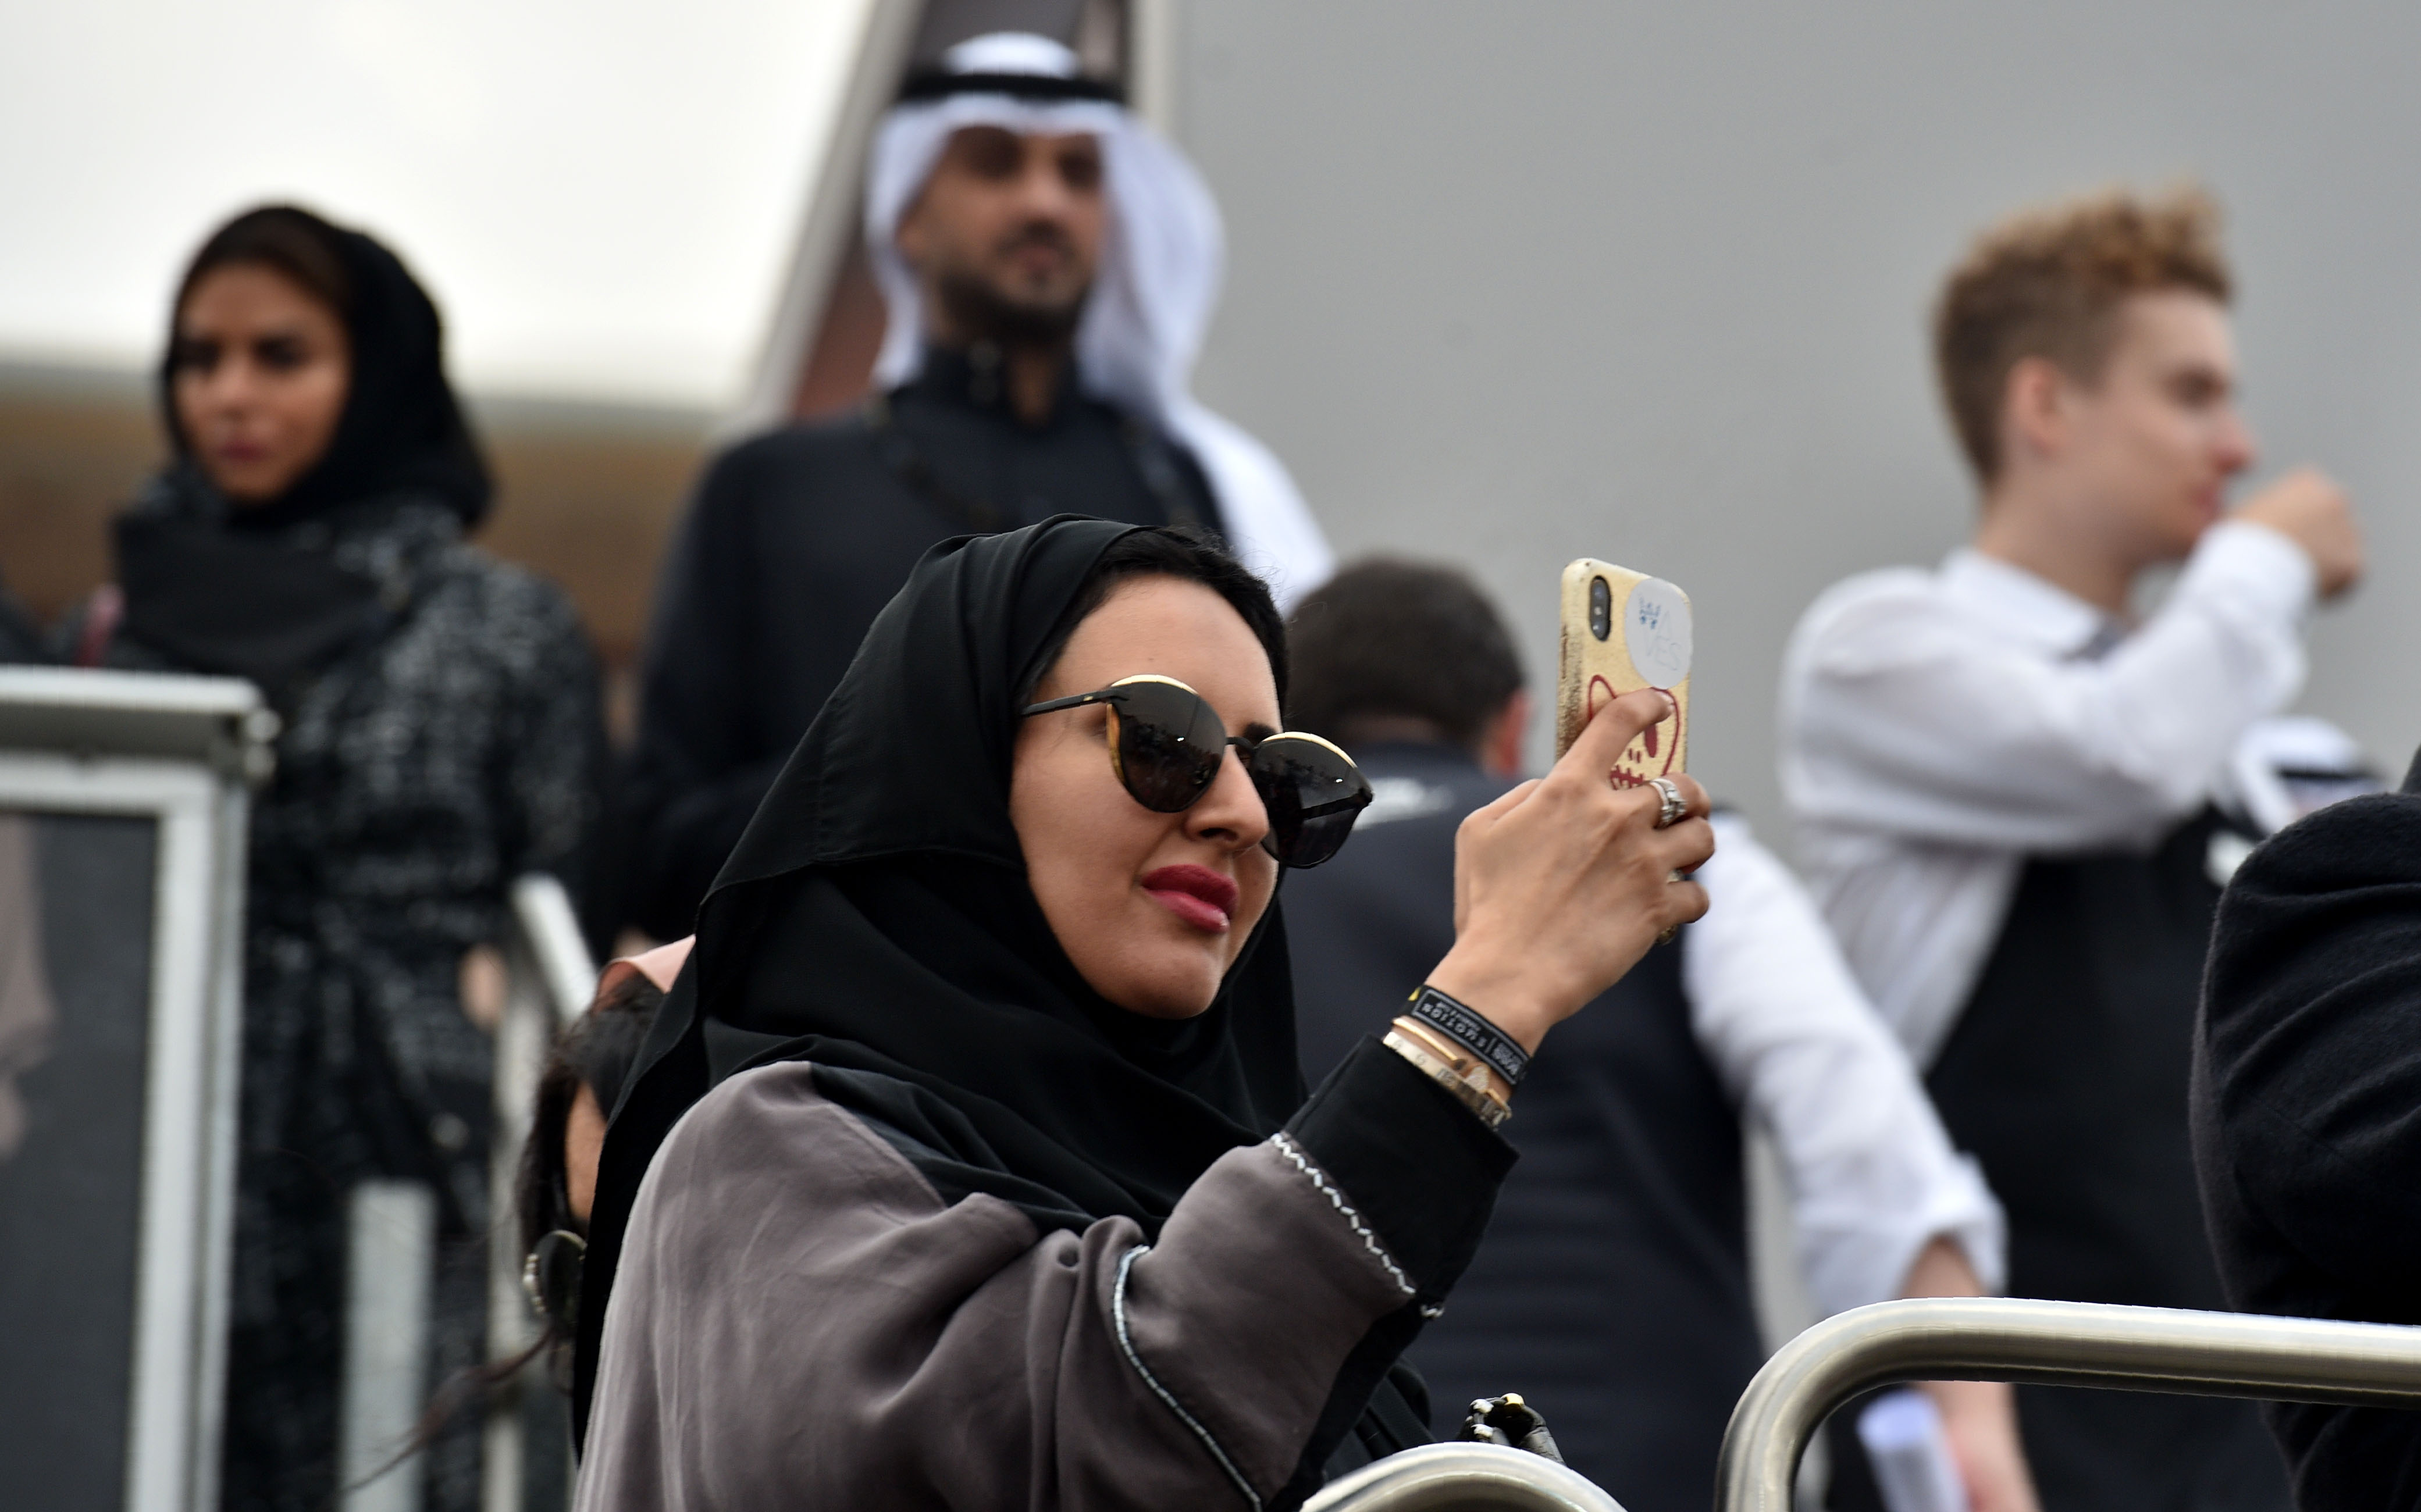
<box><xmin>1925</xmin><ymin>808</ymin><xmax>2291</xmax><ymax>1512</ymax></box>
<box><xmin>1285</xmin><ymin>744</ymin><xmax>1759</xmax><ymax>1512</ymax></box>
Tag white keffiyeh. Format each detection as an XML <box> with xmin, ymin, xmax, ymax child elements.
<box><xmin>866</xmin><ymin>33</ymin><xmax>1333</xmax><ymax>609</ymax></box>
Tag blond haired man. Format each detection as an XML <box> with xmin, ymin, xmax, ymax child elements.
<box><xmin>1781</xmin><ymin>190</ymin><xmax>2362</xmax><ymax>1510</ymax></box>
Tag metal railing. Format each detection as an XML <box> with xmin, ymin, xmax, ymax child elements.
<box><xmin>1717</xmin><ymin>1296</ymin><xmax>2421</xmax><ymax>1512</ymax></box>
<box><xmin>506</xmin><ymin>876</ymin><xmax>600</xmax><ymax>1036</ymax></box>
<box><xmin>1303</xmin><ymin>1442</ymin><xmax>1629</xmax><ymax>1511</ymax></box>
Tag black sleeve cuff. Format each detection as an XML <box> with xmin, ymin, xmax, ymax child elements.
<box><xmin>1284</xmin><ymin>1035</ymin><xmax>1516</xmax><ymax>1300</ymax></box>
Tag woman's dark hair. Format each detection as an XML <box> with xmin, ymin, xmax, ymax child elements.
<box><xmin>376</xmin><ymin>968</ymin><xmax>660</xmax><ymax>1478</ymax></box>
<box><xmin>1285</xmin><ymin>557</ymin><xmax>1525</xmax><ymax>753</ymax></box>
<box><xmin>1020</xmin><ymin>524</ymin><xmax>1290</xmax><ymax>708</ymax></box>
<box><xmin>518</xmin><ymin>970</ymin><xmax>659</xmax><ymax>1254</ymax></box>
<box><xmin>172</xmin><ymin>205</ymin><xmax>357</xmax><ymax>329</ymax></box>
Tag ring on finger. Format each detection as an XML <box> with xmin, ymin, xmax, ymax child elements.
<box><xmin>1647</xmin><ymin>776</ymin><xmax>1689</xmax><ymax>829</ymax></box>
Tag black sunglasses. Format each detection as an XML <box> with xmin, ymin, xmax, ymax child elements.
<box><xmin>1020</xmin><ymin>674</ymin><xmax>1372</xmax><ymax>868</ymax></box>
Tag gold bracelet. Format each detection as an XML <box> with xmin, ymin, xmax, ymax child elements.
<box><xmin>1390</xmin><ymin>1017</ymin><xmax>1517</xmax><ymax>1107</ymax></box>
<box><xmin>1384</xmin><ymin>1024</ymin><xmax>1513</xmax><ymax>1129</ymax></box>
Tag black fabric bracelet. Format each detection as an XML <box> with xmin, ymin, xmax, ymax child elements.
<box><xmin>1407</xmin><ymin>984</ymin><xmax>1530</xmax><ymax>1087</ymax></box>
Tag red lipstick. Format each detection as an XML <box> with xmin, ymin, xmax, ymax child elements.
<box><xmin>1141</xmin><ymin>864</ymin><xmax>1238</xmax><ymax>934</ymax></box>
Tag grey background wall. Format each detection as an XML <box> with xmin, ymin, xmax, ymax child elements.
<box><xmin>1169</xmin><ymin>1</ymin><xmax>2421</xmax><ymax>843</ymax></box>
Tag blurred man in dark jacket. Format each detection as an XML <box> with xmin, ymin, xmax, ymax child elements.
<box><xmin>1283</xmin><ymin>559</ymin><xmax>2029</xmax><ymax>1512</ymax></box>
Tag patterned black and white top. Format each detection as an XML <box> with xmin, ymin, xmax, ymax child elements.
<box><xmin>94</xmin><ymin>484</ymin><xmax>607</xmax><ymax>1511</ymax></box>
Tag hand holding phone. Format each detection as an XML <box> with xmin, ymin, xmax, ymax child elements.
<box><xmin>1433</xmin><ymin>686</ymin><xmax>1712</xmax><ymax>1049</ymax></box>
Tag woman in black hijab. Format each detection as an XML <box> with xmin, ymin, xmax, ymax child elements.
<box><xmin>573</xmin><ymin>518</ymin><xmax>1712</xmax><ymax>1510</ymax></box>
<box><xmin>79</xmin><ymin>205</ymin><xmax>608</xmax><ymax>1512</ymax></box>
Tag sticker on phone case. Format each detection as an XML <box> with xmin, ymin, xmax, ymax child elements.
<box><xmin>1624</xmin><ymin>578</ymin><xmax>1692</xmax><ymax>690</ymax></box>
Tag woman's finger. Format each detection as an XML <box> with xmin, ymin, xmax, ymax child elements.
<box><xmin>1653</xmin><ymin>815</ymin><xmax>1717</xmax><ymax>873</ymax></box>
<box><xmin>1663</xmin><ymin>772</ymin><xmax>1712</xmax><ymax>821</ymax></box>
<box><xmin>1661</xmin><ymin>878</ymin><xmax>1711</xmax><ymax>930</ymax></box>
<box><xmin>1552</xmin><ymin>687</ymin><xmax>1677</xmax><ymax>789</ymax></box>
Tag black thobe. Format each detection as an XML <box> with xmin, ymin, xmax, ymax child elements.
<box><xmin>622</xmin><ymin>347</ymin><xmax>1221</xmax><ymax>939</ymax></box>
<box><xmin>2196</xmin><ymin>748</ymin><xmax>2421</xmax><ymax>1510</ymax></box>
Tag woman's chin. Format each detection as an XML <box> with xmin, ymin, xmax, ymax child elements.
<box><xmin>211</xmin><ymin>469</ymin><xmax>297</xmax><ymax>505</ymax></box>
<box><xmin>1116</xmin><ymin>994</ymin><xmax>1216</xmax><ymax>1021</ymax></box>
<box><xmin>1055</xmin><ymin>901</ymin><xmax>1238</xmax><ymax>1019</ymax></box>
<box><xmin>1094</xmin><ymin>953</ymin><xmax>1224</xmax><ymax>1021</ymax></box>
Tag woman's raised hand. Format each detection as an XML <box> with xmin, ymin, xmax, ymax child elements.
<box><xmin>1427</xmin><ymin>688</ymin><xmax>1713</xmax><ymax>1053</ymax></box>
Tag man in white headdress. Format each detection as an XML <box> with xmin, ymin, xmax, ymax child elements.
<box><xmin>624</xmin><ymin>33</ymin><xmax>1332</xmax><ymax>939</ymax></box>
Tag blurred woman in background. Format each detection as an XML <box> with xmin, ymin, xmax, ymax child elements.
<box><xmin>74</xmin><ymin>204</ymin><xmax>608</xmax><ymax>1511</ymax></box>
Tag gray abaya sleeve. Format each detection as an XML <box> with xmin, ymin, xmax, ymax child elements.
<box><xmin>574</xmin><ymin>1060</ymin><xmax>1437</xmax><ymax>1511</ymax></box>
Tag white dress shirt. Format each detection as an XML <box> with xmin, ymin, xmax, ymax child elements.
<box><xmin>1778</xmin><ymin>520</ymin><xmax>2317</xmax><ymax>1066</ymax></box>
<box><xmin>1685</xmin><ymin>811</ymin><xmax>2006</xmax><ymax>1314</ymax></box>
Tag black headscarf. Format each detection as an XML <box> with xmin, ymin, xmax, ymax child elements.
<box><xmin>115</xmin><ymin>206</ymin><xmax>490</xmax><ymax>688</ymax></box>
<box><xmin>156</xmin><ymin>205</ymin><xmax>490</xmax><ymax>530</ymax></box>
<box><xmin>574</xmin><ymin>516</ymin><xmax>1306</xmax><ymax>1432</ymax></box>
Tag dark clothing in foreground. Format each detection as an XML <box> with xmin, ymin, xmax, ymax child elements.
<box><xmin>1925</xmin><ymin>807</ymin><xmax>2288</xmax><ymax>1512</ymax></box>
<box><xmin>621</xmin><ymin>347</ymin><xmax>1221</xmax><ymax>939</ymax></box>
<box><xmin>579</xmin><ymin>521</ymin><xmax>1504</xmax><ymax>1510</ymax></box>
<box><xmin>105</xmin><ymin>209</ymin><xmax>607</xmax><ymax>1512</ymax></box>
<box><xmin>1286</xmin><ymin>742</ymin><xmax>1749</xmax><ymax>1512</ymax></box>
<box><xmin>2196</xmin><ymin>750</ymin><xmax>2421</xmax><ymax>1510</ymax></box>
<box><xmin>585</xmin><ymin>1041</ymin><xmax>1496</xmax><ymax>1510</ymax></box>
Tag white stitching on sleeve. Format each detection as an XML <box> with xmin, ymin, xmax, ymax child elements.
<box><xmin>1268</xmin><ymin>1133</ymin><xmax>1418</xmax><ymax>1298</ymax></box>
<box><xmin>1113</xmin><ymin>1245</ymin><xmax>1262</xmax><ymax>1510</ymax></box>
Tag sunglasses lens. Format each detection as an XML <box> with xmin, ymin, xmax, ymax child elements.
<box><xmin>1109</xmin><ymin>681</ymin><xmax>1228</xmax><ymax>812</ymax></box>
<box><xmin>1251</xmin><ymin>737</ymin><xmax>1373</xmax><ymax>868</ymax></box>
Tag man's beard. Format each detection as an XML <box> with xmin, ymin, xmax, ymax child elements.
<box><xmin>933</xmin><ymin>265</ymin><xmax>1090</xmax><ymax>351</ymax></box>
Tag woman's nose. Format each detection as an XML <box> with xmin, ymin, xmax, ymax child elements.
<box><xmin>1185</xmin><ymin>748</ymin><xmax>1269</xmax><ymax>851</ymax></box>
<box><xmin>201</xmin><ymin>357</ymin><xmax>261</xmax><ymax>413</ymax></box>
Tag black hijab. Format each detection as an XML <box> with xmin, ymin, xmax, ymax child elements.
<box><xmin>574</xmin><ymin>517</ymin><xmax>1307</xmax><ymax>1432</ymax></box>
<box><xmin>115</xmin><ymin>206</ymin><xmax>490</xmax><ymax>687</ymax></box>
<box><xmin>156</xmin><ymin>205</ymin><xmax>490</xmax><ymax>529</ymax></box>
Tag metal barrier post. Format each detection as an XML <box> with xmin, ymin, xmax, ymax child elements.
<box><xmin>482</xmin><ymin>875</ymin><xmax>597</xmax><ymax>1512</ymax></box>
<box><xmin>0</xmin><ymin>666</ymin><xmax>269</xmax><ymax>1512</ymax></box>
<box><xmin>1716</xmin><ymin>1296</ymin><xmax>2421</xmax><ymax>1512</ymax></box>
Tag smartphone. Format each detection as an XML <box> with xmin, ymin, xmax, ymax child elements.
<box><xmin>1555</xmin><ymin>559</ymin><xmax>1692</xmax><ymax>784</ymax></box>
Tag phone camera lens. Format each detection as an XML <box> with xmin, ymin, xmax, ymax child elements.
<box><xmin>1588</xmin><ymin>576</ymin><xmax>1611</xmax><ymax>641</ymax></box>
